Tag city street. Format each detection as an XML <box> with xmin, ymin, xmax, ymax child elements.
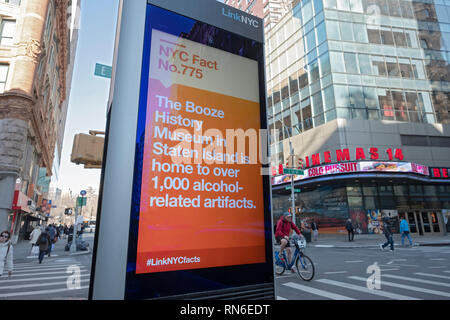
<box><xmin>0</xmin><ymin>233</ymin><xmax>94</xmax><ymax>300</ymax></box>
<box><xmin>276</xmin><ymin>244</ymin><xmax>450</xmax><ymax>300</ymax></box>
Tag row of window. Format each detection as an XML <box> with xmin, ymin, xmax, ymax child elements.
<box><xmin>268</xmin><ymin>85</ymin><xmax>446</xmax><ymax>144</ymax></box>
<box><xmin>324</xmin><ymin>0</ymin><xmax>450</xmax><ymax>23</ymax></box>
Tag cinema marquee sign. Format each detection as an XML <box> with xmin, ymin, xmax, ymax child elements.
<box><xmin>430</xmin><ymin>167</ymin><xmax>450</xmax><ymax>179</ymax></box>
<box><xmin>273</xmin><ymin>147</ymin><xmax>405</xmax><ymax>176</ymax></box>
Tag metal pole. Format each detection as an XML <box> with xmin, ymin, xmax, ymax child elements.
<box><xmin>289</xmin><ymin>140</ymin><xmax>296</xmax><ymax>226</ymax></box>
<box><xmin>70</xmin><ymin>204</ymin><xmax>78</xmax><ymax>253</ymax></box>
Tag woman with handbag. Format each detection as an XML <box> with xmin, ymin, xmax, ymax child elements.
<box><xmin>29</xmin><ymin>226</ymin><xmax>42</xmax><ymax>255</ymax></box>
<box><xmin>0</xmin><ymin>231</ymin><xmax>13</xmax><ymax>278</ymax></box>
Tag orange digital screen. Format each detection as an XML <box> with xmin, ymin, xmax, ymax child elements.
<box><xmin>135</xmin><ymin>29</ymin><xmax>266</xmax><ymax>274</ymax></box>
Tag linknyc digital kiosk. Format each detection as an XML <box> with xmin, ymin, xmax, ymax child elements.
<box><xmin>89</xmin><ymin>0</ymin><xmax>274</xmax><ymax>300</ymax></box>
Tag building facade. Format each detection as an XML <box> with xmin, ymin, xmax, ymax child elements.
<box><xmin>266</xmin><ymin>0</ymin><xmax>450</xmax><ymax>235</ymax></box>
<box><xmin>0</xmin><ymin>0</ymin><xmax>79</xmax><ymax>242</ymax></box>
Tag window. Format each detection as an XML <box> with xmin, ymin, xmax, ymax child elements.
<box><xmin>0</xmin><ymin>19</ymin><xmax>16</xmax><ymax>46</ymax></box>
<box><xmin>349</xmin><ymin>0</ymin><xmax>363</xmax><ymax>13</ymax></box>
<box><xmin>398</xmin><ymin>58</ymin><xmax>413</xmax><ymax>78</ymax></box>
<box><xmin>380</xmin><ymin>28</ymin><xmax>394</xmax><ymax>45</ymax></box>
<box><xmin>337</xmin><ymin>0</ymin><xmax>350</xmax><ymax>11</ymax></box>
<box><xmin>386</xmin><ymin>57</ymin><xmax>400</xmax><ymax>77</ymax></box>
<box><xmin>411</xmin><ymin>59</ymin><xmax>425</xmax><ymax>79</ymax></box>
<box><xmin>393</xmin><ymin>29</ymin><xmax>407</xmax><ymax>47</ymax></box>
<box><xmin>358</xmin><ymin>54</ymin><xmax>372</xmax><ymax>75</ymax></box>
<box><xmin>353</xmin><ymin>23</ymin><xmax>368</xmax><ymax>43</ymax></box>
<box><xmin>349</xmin><ymin>86</ymin><xmax>364</xmax><ymax>108</ymax></box>
<box><xmin>312</xmin><ymin>92</ymin><xmax>324</xmax><ymax>115</ymax></box>
<box><xmin>326</xmin><ymin>20</ymin><xmax>341</xmax><ymax>40</ymax></box>
<box><xmin>364</xmin><ymin>86</ymin><xmax>378</xmax><ymax>109</ymax></box>
<box><xmin>344</xmin><ymin>52</ymin><xmax>358</xmax><ymax>74</ymax></box>
<box><xmin>1</xmin><ymin>0</ymin><xmax>21</xmax><ymax>5</ymax></box>
<box><xmin>367</xmin><ymin>27</ymin><xmax>381</xmax><ymax>44</ymax></box>
<box><xmin>302</xmin><ymin>102</ymin><xmax>313</xmax><ymax>131</ymax></box>
<box><xmin>330</xmin><ymin>51</ymin><xmax>345</xmax><ymax>73</ymax></box>
<box><xmin>323</xmin><ymin>86</ymin><xmax>335</xmax><ymax>110</ymax></box>
<box><xmin>319</xmin><ymin>53</ymin><xmax>331</xmax><ymax>78</ymax></box>
<box><xmin>371</xmin><ymin>56</ymin><xmax>387</xmax><ymax>76</ymax></box>
<box><xmin>334</xmin><ymin>85</ymin><xmax>349</xmax><ymax>107</ymax></box>
<box><xmin>340</xmin><ymin>22</ymin><xmax>354</xmax><ymax>41</ymax></box>
<box><xmin>0</xmin><ymin>64</ymin><xmax>8</xmax><ymax>93</ymax></box>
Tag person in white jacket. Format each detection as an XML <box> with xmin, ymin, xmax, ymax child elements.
<box><xmin>29</xmin><ymin>226</ymin><xmax>42</xmax><ymax>247</ymax></box>
<box><xmin>0</xmin><ymin>231</ymin><xmax>13</xmax><ymax>278</ymax></box>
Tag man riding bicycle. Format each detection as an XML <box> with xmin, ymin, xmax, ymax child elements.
<box><xmin>275</xmin><ymin>212</ymin><xmax>303</xmax><ymax>272</ymax></box>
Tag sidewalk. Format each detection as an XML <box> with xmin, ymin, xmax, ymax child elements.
<box><xmin>307</xmin><ymin>232</ymin><xmax>450</xmax><ymax>249</ymax></box>
<box><xmin>11</xmin><ymin>234</ymin><xmax>93</xmax><ymax>262</ymax></box>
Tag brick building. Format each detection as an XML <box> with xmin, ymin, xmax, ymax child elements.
<box><xmin>0</xmin><ymin>0</ymin><xmax>80</xmax><ymax>242</ymax></box>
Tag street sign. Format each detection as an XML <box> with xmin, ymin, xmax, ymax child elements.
<box><xmin>283</xmin><ymin>168</ymin><xmax>304</xmax><ymax>175</ymax></box>
<box><xmin>94</xmin><ymin>63</ymin><xmax>112</xmax><ymax>79</ymax></box>
<box><xmin>77</xmin><ymin>197</ymin><xmax>87</xmax><ymax>207</ymax></box>
<box><xmin>80</xmin><ymin>190</ymin><xmax>87</xmax><ymax>196</ymax></box>
<box><xmin>285</xmin><ymin>186</ymin><xmax>301</xmax><ymax>193</ymax></box>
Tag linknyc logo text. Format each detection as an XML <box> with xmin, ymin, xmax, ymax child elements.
<box><xmin>222</xmin><ymin>8</ymin><xmax>259</xmax><ymax>28</ymax></box>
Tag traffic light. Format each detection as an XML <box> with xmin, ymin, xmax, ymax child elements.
<box><xmin>65</xmin><ymin>208</ymin><xmax>73</xmax><ymax>215</ymax></box>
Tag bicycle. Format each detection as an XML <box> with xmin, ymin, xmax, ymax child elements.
<box><xmin>274</xmin><ymin>235</ymin><xmax>315</xmax><ymax>281</ymax></box>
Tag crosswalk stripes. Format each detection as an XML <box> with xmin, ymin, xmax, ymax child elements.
<box><xmin>381</xmin><ymin>274</ymin><xmax>450</xmax><ymax>288</ymax></box>
<box><xmin>349</xmin><ymin>276</ymin><xmax>450</xmax><ymax>298</ymax></box>
<box><xmin>0</xmin><ymin>260</ymin><xmax>90</xmax><ymax>299</ymax></box>
<box><xmin>283</xmin><ymin>282</ymin><xmax>355</xmax><ymax>300</ymax></box>
<box><xmin>315</xmin><ymin>279</ymin><xmax>420</xmax><ymax>300</ymax></box>
<box><xmin>280</xmin><ymin>271</ymin><xmax>450</xmax><ymax>300</ymax></box>
<box><xmin>414</xmin><ymin>272</ymin><xmax>450</xmax><ymax>280</ymax></box>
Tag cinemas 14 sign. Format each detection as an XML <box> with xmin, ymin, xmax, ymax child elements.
<box><xmin>273</xmin><ymin>147</ymin><xmax>405</xmax><ymax>176</ymax></box>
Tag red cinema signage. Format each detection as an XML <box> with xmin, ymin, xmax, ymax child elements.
<box><xmin>430</xmin><ymin>167</ymin><xmax>450</xmax><ymax>179</ymax></box>
<box><xmin>303</xmin><ymin>147</ymin><xmax>404</xmax><ymax>168</ymax></box>
<box><xmin>273</xmin><ymin>147</ymin><xmax>405</xmax><ymax>176</ymax></box>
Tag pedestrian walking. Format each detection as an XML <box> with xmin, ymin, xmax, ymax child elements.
<box><xmin>400</xmin><ymin>216</ymin><xmax>413</xmax><ymax>247</ymax></box>
<box><xmin>47</xmin><ymin>224</ymin><xmax>56</xmax><ymax>257</ymax></box>
<box><xmin>311</xmin><ymin>219</ymin><xmax>319</xmax><ymax>241</ymax></box>
<box><xmin>380</xmin><ymin>213</ymin><xmax>394</xmax><ymax>252</ymax></box>
<box><xmin>346</xmin><ymin>219</ymin><xmax>354</xmax><ymax>242</ymax></box>
<box><xmin>0</xmin><ymin>231</ymin><xmax>13</xmax><ymax>278</ymax></box>
<box><xmin>29</xmin><ymin>226</ymin><xmax>42</xmax><ymax>255</ymax></box>
<box><xmin>36</xmin><ymin>228</ymin><xmax>51</xmax><ymax>264</ymax></box>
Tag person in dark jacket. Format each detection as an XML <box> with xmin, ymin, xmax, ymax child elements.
<box><xmin>37</xmin><ymin>228</ymin><xmax>51</xmax><ymax>264</ymax></box>
<box><xmin>380</xmin><ymin>213</ymin><xmax>394</xmax><ymax>252</ymax></box>
<box><xmin>275</xmin><ymin>212</ymin><xmax>303</xmax><ymax>271</ymax></box>
<box><xmin>346</xmin><ymin>219</ymin><xmax>354</xmax><ymax>242</ymax></box>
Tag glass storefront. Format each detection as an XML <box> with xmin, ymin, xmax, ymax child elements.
<box><xmin>273</xmin><ymin>180</ymin><xmax>450</xmax><ymax>235</ymax></box>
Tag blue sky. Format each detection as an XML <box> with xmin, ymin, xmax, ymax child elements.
<box><xmin>57</xmin><ymin>0</ymin><xmax>119</xmax><ymax>194</ymax></box>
